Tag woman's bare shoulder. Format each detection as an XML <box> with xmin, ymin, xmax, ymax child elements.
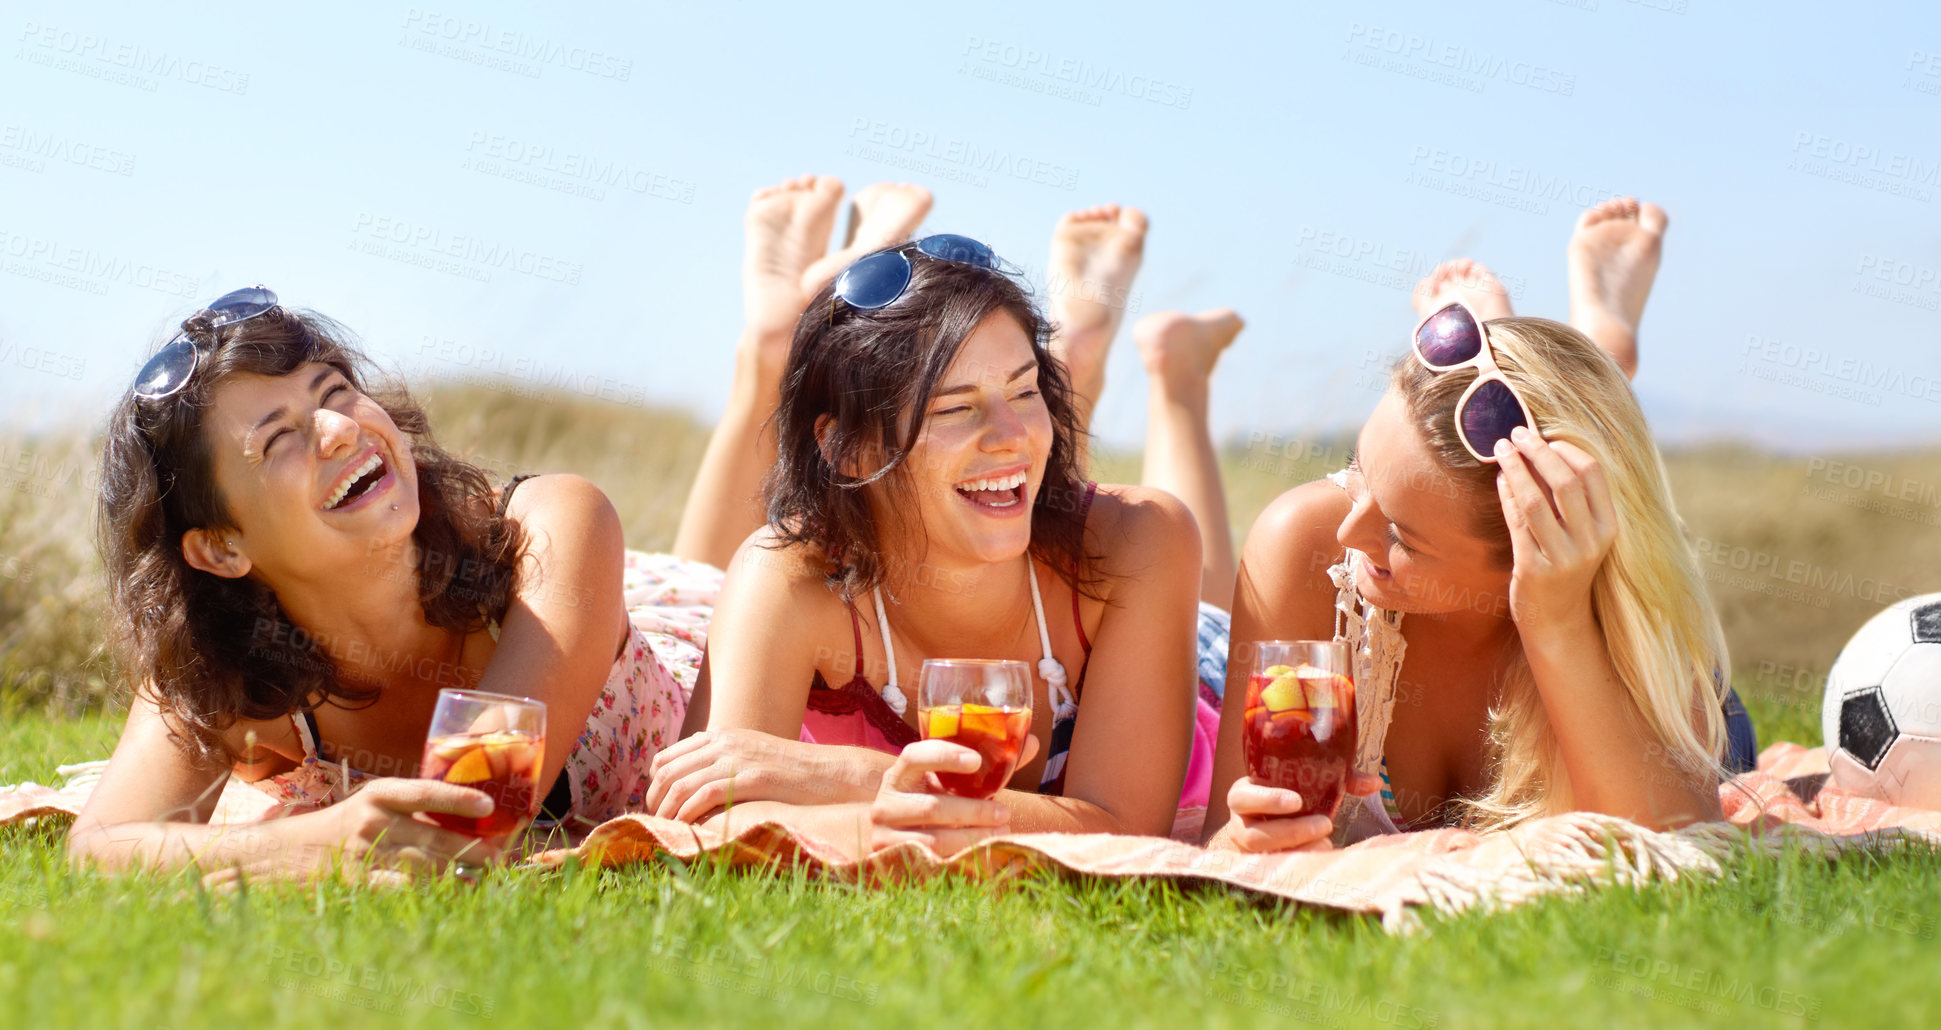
<box><xmin>1247</xmin><ymin>479</ymin><xmax>1353</xmax><ymax>567</ymax></box>
<box><xmin>1085</xmin><ymin>483</ymin><xmax>1197</xmax><ymax>545</ymax></box>
<box><xmin>724</xmin><ymin>524</ymin><xmax>842</xmax><ymax>592</ymax></box>
<box><xmin>1233</xmin><ymin>478</ymin><xmax>1354</xmax><ymax>633</ymax></box>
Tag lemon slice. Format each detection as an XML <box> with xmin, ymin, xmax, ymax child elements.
<box><xmin>1296</xmin><ymin>665</ymin><xmax>1348</xmax><ymax>710</ymax></box>
<box><xmin>926</xmin><ymin>707</ymin><xmax>960</xmax><ymax>739</ymax></box>
<box><xmin>1260</xmin><ymin>674</ymin><xmax>1303</xmax><ymax>712</ymax></box>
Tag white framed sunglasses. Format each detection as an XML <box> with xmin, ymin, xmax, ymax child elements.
<box><xmin>1409</xmin><ymin>301</ymin><xmax>1537</xmax><ymax>463</ymax></box>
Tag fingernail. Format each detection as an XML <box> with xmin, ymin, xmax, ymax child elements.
<box><xmin>1511</xmin><ymin>426</ymin><xmax>1529</xmax><ymax>442</ymax></box>
<box><xmin>992</xmin><ymin>804</ymin><xmax>1010</xmax><ymax>822</ymax></box>
<box><xmin>1493</xmin><ymin>439</ymin><xmax>1511</xmax><ymax>457</ymax></box>
<box><xmin>471</xmin><ymin>795</ymin><xmax>495</xmax><ymax>815</ymax></box>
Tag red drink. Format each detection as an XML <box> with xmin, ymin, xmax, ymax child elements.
<box><xmin>1243</xmin><ymin>662</ymin><xmax>1357</xmax><ymax>820</ymax></box>
<box><xmin>420</xmin><ymin>730</ymin><xmax>545</xmax><ymax>837</ymax></box>
<box><xmin>922</xmin><ymin>703</ymin><xmax>1032</xmax><ymax>799</ymax></box>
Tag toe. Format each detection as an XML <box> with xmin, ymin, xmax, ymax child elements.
<box><xmin>1117</xmin><ymin>206</ymin><xmax>1149</xmax><ymax>235</ymax></box>
<box><xmin>1638</xmin><ymin>201</ymin><xmax>1669</xmax><ymax>235</ymax></box>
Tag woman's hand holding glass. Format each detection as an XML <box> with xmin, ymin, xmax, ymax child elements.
<box><xmin>866</xmin><ymin>735</ymin><xmax>1041</xmax><ymax>855</ymax></box>
<box><xmin>1211</xmin><ymin>772</ymin><xmax>1384</xmax><ymax>853</ymax></box>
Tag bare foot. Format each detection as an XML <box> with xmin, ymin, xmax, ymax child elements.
<box><xmin>1567</xmin><ymin>196</ymin><xmax>1667</xmax><ymax>378</ymax></box>
<box><xmin>798</xmin><ymin>182</ymin><xmax>933</xmax><ymax>295</ymax></box>
<box><xmin>743</xmin><ymin>174</ymin><xmax>845</xmax><ymax>360</ymax></box>
<box><xmin>1410</xmin><ymin>259</ymin><xmax>1514</xmax><ymax>322</ymax></box>
<box><xmin>1046</xmin><ymin>204</ymin><xmax>1150</xmax><ymax>412</ymax></box>
<box><xmin>1134</xmin><ymin>308</ymin><xmax>1244</xmax><ymax>397</ymax></box>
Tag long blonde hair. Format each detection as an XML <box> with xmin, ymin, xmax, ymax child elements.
<box><xmin>1391</xmin><ymin>316</ymin><xmax>1727</xmax><ymax>830</ymax></box>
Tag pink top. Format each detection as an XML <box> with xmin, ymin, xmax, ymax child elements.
<box><xmin>795</xmin><ymin>482</ymin><xmax>1218</xmax><ymax>839</ymax></box>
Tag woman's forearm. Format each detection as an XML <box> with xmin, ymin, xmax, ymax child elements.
<box><xmin>68</xmin><ymin>817</ymin><xmax>310</xmax><ymax>874</ymax></box>
<box><xmin>1523</xmin><ymin>619</ymin><xmax>1722</xmax><ymax>829</ymax></box>
<box><xmin>992</xmin><ymin>790</ymin><xmax>1129</xmax><ymax>835</ymax></box>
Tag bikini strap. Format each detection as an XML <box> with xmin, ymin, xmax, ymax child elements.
<box><xmin>869</xmin><ymin>587</ymin><xmax>907</xmax><ymax>715</ymax></box>
<box><xmin>292</xmin><ymin>709</ymin><xmax>323</xmax><ymax>760</ymax></box>
<box><xmin>846</xmin><ymin>604</ymin><xmax>867</xmax><ymax>682</ymax></box>
<box><xmin>1071</xmin><ymin>576</ymin><xmax>1090</xmax><ymax>655</ymax></box>
<box><xmin>497</xmin><ymin>473</ymin><xmax>539</xmax><ymax>517</ymax></box>
<box><xmin>291</xmin><ymin>709</ymin><xmax>354</xmax><ymax>800</ymax></box>
<box><xmin>1027</xmin><ymin>555</ymin><xmax>1078</xmax><ymax>721</ymax></box>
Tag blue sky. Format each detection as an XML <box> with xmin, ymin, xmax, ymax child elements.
<box><xmin>3</xmin><ymin>0</ymin><xmax>1938</xmax><ymax>452</ymax></box>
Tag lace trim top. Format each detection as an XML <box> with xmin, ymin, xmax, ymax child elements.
<box><xmin>1324</xmin><ymin>469</ymin><xmax>1410</xmax><ymax>844</ymax></box>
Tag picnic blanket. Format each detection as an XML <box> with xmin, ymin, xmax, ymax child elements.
<box><xmin>8</xmin><ymin>743</ymin><xmax>1938</xmax><ymax>933</ymax></box>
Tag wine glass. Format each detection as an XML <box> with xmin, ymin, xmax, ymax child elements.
<box><xmin>1242</xmin><ymin>640</ymin><xmax>1357</xmax><ymax>820</ymax></box>
<box><xmin>418</xmin><ymin>688</ymin><xmax>548</xmax><ymax>842</ymax></box>
<box><xmin>917</xmin><ymin>659</ymin><xmax>1033</xmax><ymax>799</ymax></box>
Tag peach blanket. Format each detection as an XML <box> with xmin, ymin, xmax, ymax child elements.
<box><xmin>7</xmin><ymin>743</ymin><xmax>1936</xmax><ymax>932</ymax></box>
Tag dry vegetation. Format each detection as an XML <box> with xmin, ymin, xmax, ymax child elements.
<box><xmin>6</xmin><ymin>382</ymin><xmax>1939</xmax><ymax>735</ymax></box>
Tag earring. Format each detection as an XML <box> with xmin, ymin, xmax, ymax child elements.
<box><xmin>391</xmin><ymin>504</ymin><xmax>399</xmax><ymax>511</ymax></box>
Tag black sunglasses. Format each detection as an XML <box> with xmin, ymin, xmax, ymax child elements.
<box><xmin>830</xmin><ymin>234</ymin><xmax>1013</xmax><ymax>314</ymax></box>
<box><xmin>132</xmin><ymin>285</ymin><xmax>279</xmax><ymax>401</ymax></box>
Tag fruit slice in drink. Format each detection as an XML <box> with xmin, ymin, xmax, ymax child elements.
<box><xmin>1242</xmin><ymin>662</ymin><xmax>1356</xmax><ymax>819</ymax></box>
<box><xmin>419</xmin><ymin>730</ymin><xmax>545</xmax><ymax>837</ymax></box>
<box><xmin>922</xmin><ymin>703</ymin><xmax>1032</xmax><ymax>799</ymax></box>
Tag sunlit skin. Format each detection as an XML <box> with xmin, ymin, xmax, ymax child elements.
<box><xmin>661</xmin><ymin>310</ymin><xmax>1203</xmax><ymax>856</ymax></box>
<box><xmin>70</xmin><ymin>362</ymin><xmax>630</xmax><ymax>881</ymax></box>
<box><xmin>1336</xmin><ymin>391</ymin><xmax>1515</xmax><ymax>620</ymax></box>
<box><xmin>872</xmin><ymin>314</ymin><xmax>1056</xmax><ymax>575</ymax></box>
<box><xmin>1206</xmin><ymin>387</ymin><xmax>1722</xmax><ymax>851</ymax></box>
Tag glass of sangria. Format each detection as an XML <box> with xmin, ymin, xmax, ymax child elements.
<box><xmin>918</xmin><ymin>659</ymin><xmax>1033</xmax><ymax>799</ymax></box>
<box><xmin>1243</xmin><ymin>640</ymin><xmax>1357</xmax><ymax>821</ymax></box>
<box><xmin>419</xmin><ymin>688</ymin><xmax>547</xmax><ymax>842</ymax></box>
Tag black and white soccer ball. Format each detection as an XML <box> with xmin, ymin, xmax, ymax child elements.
<box><xmin>1823</xmin><ymin>593</ymin><xmax>1941</xmax><ymax>807</ymax></box>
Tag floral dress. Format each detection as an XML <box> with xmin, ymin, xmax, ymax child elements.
<box><xmin>255</xmin><ymin>551</ymin><xmax>722</xmax><ymax>830</ymax></box>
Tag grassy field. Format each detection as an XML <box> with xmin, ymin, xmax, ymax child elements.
<box><xmin>3</xmin><ymin>708</ymin><xmax>1938</xmax><ymax>1029</ymax></box>
<box><xmin>3</xmin><ymin>383</ymin><xmax>1939</xmax><ymax>1027</ymax></box>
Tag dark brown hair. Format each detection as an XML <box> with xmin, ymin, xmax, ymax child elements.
<box><xmin>97</xmin><ymin>305</ymin><xmax>523</xmax><ymax>766</ymax></box>
<box><xmin>764</xmin><ymin>252</ymin><xmax>1095</xmax><ymax>603</ymax></box>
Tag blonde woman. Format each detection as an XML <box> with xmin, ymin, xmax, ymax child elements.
<box><xmin>1172</xmin><ymin>202</ymin><xmax>1755</xmax><ymax>849</ymax></box>
<box><xmin>1202</xmin><ymin>292</ymin><xmax>1757</xmax><ymax>848</ymax></box>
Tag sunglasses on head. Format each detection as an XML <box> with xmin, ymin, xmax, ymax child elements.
<box><xmin>830</xmin><ymin>234</ymin><xmax>1013</xmax><ymax>316</ymax></box>
<box><xmin>131</xmin><ymin>285</ymin><xmax>280</xmax><ymax>401</ymax></box>
<box><xmin>1410</xmin><ymin>301</ymin><xmax>1536</xmax><ymax>463</ymax></box>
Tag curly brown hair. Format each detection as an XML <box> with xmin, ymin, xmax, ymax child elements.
<box><xmin>97</xmin><ymin>303</ymin><xmax>523</xmax><ymax>766</ymax></box>
<box><xmin>763</xmin><ymin>252</ymin><xmax>1097</xmax><ymax>604</ymax></box>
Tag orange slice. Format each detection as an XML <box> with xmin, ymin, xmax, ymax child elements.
<box><xmin>443</xmin><ymin>747</ymin><xmax>493</xmax><ymax>784</ymax></box>
<box><xmin>960</xmin><ymin>705</ymin><xmax>1011</xmax><ymax>740</ymax></box>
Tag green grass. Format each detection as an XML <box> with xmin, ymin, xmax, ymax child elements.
<box><xmin>4</xmin><ymin>708</ymin><xmax>1936</xmax><ymax>1029</ymax></box>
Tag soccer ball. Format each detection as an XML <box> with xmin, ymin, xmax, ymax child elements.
<box><xmin>1822</xmin><ymin>593</ymin><xmax>1941</xmax><ymax>807</ymax></box>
